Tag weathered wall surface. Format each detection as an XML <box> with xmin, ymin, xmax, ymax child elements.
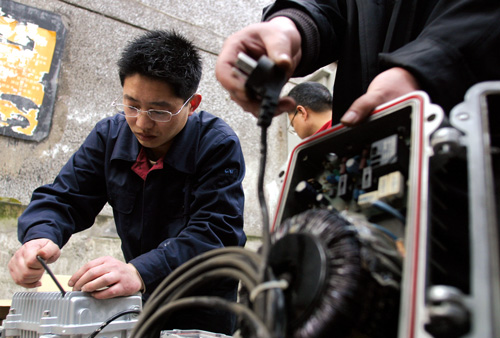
<box><xmin>0</xmin><ymin>0</ymin><xmax>289</xmax><ymax>301</ymax></box>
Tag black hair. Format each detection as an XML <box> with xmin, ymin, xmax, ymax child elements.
<box><xmin>117</xmin><ymin>30</ymin><xmax>202</xmax><ymax>100</ymax></box>
<box><xmin>287</xmin><ymin>81</ymin><xmax>332</xmax><ymax>112</ymax></box>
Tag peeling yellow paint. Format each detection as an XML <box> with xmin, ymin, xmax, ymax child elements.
<box><xmin>0</xmin><ymin>14</ymin><xmax>57</xmax><ymax>136</ymax></box>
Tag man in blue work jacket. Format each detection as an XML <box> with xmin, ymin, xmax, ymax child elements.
<box><xmin>8</xmin><ymin>29</ymin><xmax>246</xmax><ymax>335</ymax></box>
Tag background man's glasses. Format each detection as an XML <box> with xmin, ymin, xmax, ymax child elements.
<box><xmin>287</xmin><ymin>109</ymin><xmax>298</xmax><ymax>135</ymax></box>
<box><xmin>111</xmin><ymin>94</ymin><xmax>194</xmax><ymax>122</ymax></box>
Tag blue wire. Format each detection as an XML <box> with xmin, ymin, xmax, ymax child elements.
<box><xmin>370</xmin><ymin>223</ymin><xmax>399</xmax><ymax>240</ymax></box>
<box><xmin>372</xmin><ymin>200</ymin><xmax>406</xmax><ymax>224</ymax></box>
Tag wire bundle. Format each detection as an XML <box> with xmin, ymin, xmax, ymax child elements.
<box><xmin>272</xmin><ymin>209</ymin><xmax>362</xmax><ymax>337</ymax></box>
<box><xmin>129</xmin><ymin>247</ymin><xmax>281</xmax><ymax>338</ymax></box>
<box><xmin>272</xmin><ymin>208</ymin><xmax>402</xmax><ymax>338</ymax></box>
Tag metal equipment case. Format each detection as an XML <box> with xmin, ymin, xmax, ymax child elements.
<box><xmin>2</xmin><ymin>291</ymin><xmax>141</xmax><ymax>338</ymax></box>
<box><xmin>272</xmin><ymin>83</ymin><xmax>500</xmax><ymax>337</ymax></box>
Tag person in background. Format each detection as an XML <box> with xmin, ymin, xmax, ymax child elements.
<box><xmin>215</xmin><ymin>0</ymin><xmax>500</xmax><ymax>126</ymax></box>
<box><xmin>286</xmin><ymin>81</ymin><xmax>333</xmax><ymax>139</ymax></box>
<box><xmin>8</xmin><ymin>29</ymin><xmax>246</xmax><ymax>335</ymax></box>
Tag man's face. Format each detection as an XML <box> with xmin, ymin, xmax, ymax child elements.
<box><xmin>122</xmin><ymin>73</ymin><xmax>194</xmax><ymax>159</ymax></box>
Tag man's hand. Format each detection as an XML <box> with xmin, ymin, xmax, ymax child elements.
<box><xmin>69</xmin><ymin>256</ymin><xmax>143</xmax><ymax>299</ymax></box>
<box><xmin>341</xmin><ymin>67</ymin><xmax>421</xmax><ymax>126</ymax></box>
<box><xmin>216</xmin><ymin>16</ymin><xmax>302</xmax><ymax>116</ymax></box>
<box><xmin>8</xmin><ymin>238</ymin><xmax>61</xmax><ymax>288</ymax></box>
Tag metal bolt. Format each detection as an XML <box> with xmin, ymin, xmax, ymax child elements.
<box><xmin>424</xmin><ymin>285</ymin><xmax>470</xmax><ymax>337</ymax></box>
<box><xmin>431</xmin><ymin>127</ymin><xmax>462</xmax><ymax>156</ymax></box>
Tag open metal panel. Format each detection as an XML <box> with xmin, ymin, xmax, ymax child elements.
<box><xmin>272</xmin><ymin>85</ymin><xmax>500</xmax><ymax>337</ymax></box>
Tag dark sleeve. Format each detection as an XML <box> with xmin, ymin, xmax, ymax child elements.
<box><xmin>18</xmin><ymin>123</ymin><xmax>109</xmax><ymax>247</ymax></box>
<box><xmin>130</xmin><ymin>131</ymin><xmax>246</xmax><ymax>294</ymax></box>
<box><xmin>379</xmin><ymin>0</ymin><xmax>500</xmax><ymax>112</ymax></box>
<box><xmin>262</xmin><ymin>0</ymin><xmax>347</xmax><ymax>76</ymax></box>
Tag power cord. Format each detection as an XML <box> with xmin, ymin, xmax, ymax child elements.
<box><xmin>88</xmin><ymin>308</ymin><xmax>141</xmax><ymax>338</ymax></box>
<box><xmin>235</xmin><ymin>52</ymin><xmax>288</xmax><ymax>274</ymax></box>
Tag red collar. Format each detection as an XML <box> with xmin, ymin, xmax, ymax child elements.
<box><xmin>131</xmin><ymin>148</ymin><xmax>165</xmax><ymax>180</ymax></box>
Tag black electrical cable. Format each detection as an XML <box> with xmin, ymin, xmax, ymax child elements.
<box><xmin>132</xmin><ymin>297</ymin><xmax>273</xmax><ymax>338</ymax></box>
<box><xmin>131</xmin><ymin>249</ymin><xmax>264</xmax><ymax>337</ymax></box>
<box><xmin>158</xmin><ymin>268</ymin><xmax>258</xmax><ymax>304</ymax></box>
<box><xmin>141</xmin><ymin>248</ymin><xmax>261</xmax><ymax>315</ymax></box>
<box><xmin>88</xmin><ymin>308</ymin><xmax>141</xmax><ymax>338</ymax></box>
<box><xmin>253</xmin><ymin>90</ymin><xmax>289</xmax><ymax>338</ymax></box>
<box><xmin>156</xmin><ymin>256</ymin><xmax>260</xmax><ymax>298</ymax></box>
<box><xmin>240</xmin><ymin>53</ymin><xmax>287</xmax><ymax>283</ymax></box>
<box><xmin>36</xmin><ymin>255</ymin><xmax>66</xmax><ymax>297</ymax></box>
<box><xmin>257</xmin><ymin>121</ymin><xmax>271</xmax><ymax>278</ymax></box>
<box><xmin>152</xmin><ymin>247</ymin><xmax>261</xmax><ymax>293</ymax></box>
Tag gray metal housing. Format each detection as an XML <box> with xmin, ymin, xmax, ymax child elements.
<box><xmin>2</xmin><ymin>291</ymin><xmax>141</xmax><ymax>337</ymax></box>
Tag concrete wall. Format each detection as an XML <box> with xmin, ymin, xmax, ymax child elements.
<box><xmin>0</xmin><ymin>0</ymin><xmax>290</xmax><ymax>301</ymax></box>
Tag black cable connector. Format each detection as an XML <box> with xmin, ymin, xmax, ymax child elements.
<box><xmin>235</xmin><ymin>53</ymin><xmax>288</xmax><ymax>128</ymax></box>
<box><xmin>235</xmin><ymin>53</ymin><xmax>288</xmax><ymax>273</ymax></box>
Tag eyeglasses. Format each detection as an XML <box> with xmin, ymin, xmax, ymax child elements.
<box><xmin>287</xmin><ymin>109</ymin><xmax>298</xmax><ymax>135</ymax></box>
<box><xmin>111</xmin><ymin>94</ymin><xmax>194</xmax><ymax>122</ymax></box>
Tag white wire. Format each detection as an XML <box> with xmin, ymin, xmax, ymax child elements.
<box><xmin>249</xmin><ymin>279</ymin><xmax>289</xmax><ymax>303</ymax></box>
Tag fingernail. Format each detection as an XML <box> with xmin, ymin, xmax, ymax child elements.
<box><xmin>341</xmin><ymin>111</ymin><xmax>358</xmax><ymax>124</ymax></box>
<box><xmin>68</xmin><ymin>280</ymin><xmax>74</xmax><ymax>287</ymax></box>
<box><xmin>275</xmin><ymin>53</ymin><xmax>291</xmax><ymax>65</ymax></box>
<box><xmin>277</xmin><ymin>53</ymin><xmax>290</xmax><ymax>61</ymax></box>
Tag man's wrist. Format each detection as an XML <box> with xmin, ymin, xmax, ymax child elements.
<box><xmin>127</xmin><ymin>263</ymin><xmax>146</xmax><ymax>293</ymax></box>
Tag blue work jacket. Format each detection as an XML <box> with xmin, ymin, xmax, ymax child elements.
<box><xmin>18</xmin><ymin>111</ymin><xmax>246</xmax><ymax>299</ymax></box>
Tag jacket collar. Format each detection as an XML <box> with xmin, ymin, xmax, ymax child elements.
<box><xmin>162</xmin><ymin>113</ymin><xmax>199</xmax><ymax>175</ymax></box>
<box><xmin>109</xmin><ymin>115</ymin><xmax>141</xmax><ymax>162</ymax></box>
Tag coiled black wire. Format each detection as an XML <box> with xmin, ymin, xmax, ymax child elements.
<box><xmin>273</xmin><ymin>208</ymin><xmax>402</xmax><ymax>338</ymax></box>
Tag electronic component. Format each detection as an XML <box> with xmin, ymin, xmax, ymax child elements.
<box><xmin>370</xmin><ymin>134</ymin><xmax>408</xmax><ymax>177</ymax></box>
<box><xmin>274</xmin><ymin>97</ymin><xmax>414</xmax><ymax>228</ymax></box>
<box><xmin>271</xmin><ymin>92</ymin><xmax>419</xmax><ymax>338</ymax></box>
